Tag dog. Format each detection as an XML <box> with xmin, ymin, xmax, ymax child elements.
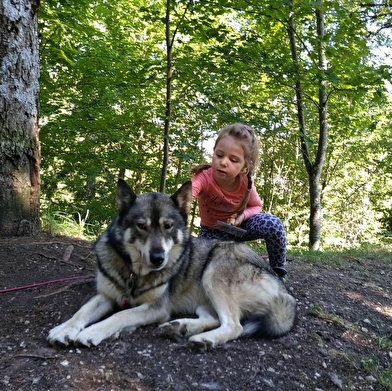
<box><xmin>48</xmin><ymin>179</ymin><xmax>296</xmax><ymax>351</ymax></box>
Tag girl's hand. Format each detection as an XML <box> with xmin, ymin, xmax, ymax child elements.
<box><xmin>227</xmin><ymin>213</ymin><xmax>245</xmax><ymax>226</ymax></box>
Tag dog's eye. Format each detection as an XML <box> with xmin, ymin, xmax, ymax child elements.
<box><xmin>163</xmin><ymin>222</ymin><xmax>173</xmax><ymax>230</ymax></box>
<box><xmin>136</xmin><ymin>223</ymin><xmax>147</xmax><ymax>231</ymax></box>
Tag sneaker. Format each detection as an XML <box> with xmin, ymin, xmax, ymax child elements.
<box><xmin>272</xmin><ymin>266</ymin><xmax>287</xmax><ymax>278</ymax></box>
<box><xmin>272</xmin><ymin>266</ymin><xmax>288</xmax><ymax>283</ymax></box>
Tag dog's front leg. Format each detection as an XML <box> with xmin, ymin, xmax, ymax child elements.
<box><xmin>160</xmin><ymin>305</ymin><xmax>219</xmax><ymax>340</ymax></box>
<box><xmin>74</xmin><ymin>302</ymin><xmax>170</xmax><ymax>347</ymax></box>
<box><xmin>48</xmin><ymin>294</ymin><xmax>115</xmax><ymax>346</ymax></box>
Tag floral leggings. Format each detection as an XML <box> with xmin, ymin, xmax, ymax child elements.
<box><xmin>198</xmin><ymin>213</ymin><xmax>287</xmax><ymax>275</ymax></box>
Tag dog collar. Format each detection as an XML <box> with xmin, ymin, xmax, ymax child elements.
<box><xmin>119</xmin><ymin>273</ymin><xmax>135</xmax><ymax>309</ymax></box>
<box><xmin>125</xmin><ymin>273</ymin><xmax>135</xmax><ymax>297</ymax></box>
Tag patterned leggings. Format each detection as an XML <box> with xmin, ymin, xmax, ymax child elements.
<box><xmin>198</xmin><ymin>213</ymin><xmax>287</xmax><ymax>272</ymax></box>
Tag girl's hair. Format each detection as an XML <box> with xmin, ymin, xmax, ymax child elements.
<box><xmin>191</xmin><ymin>123</ymin><xmax>260</xmax><ymax>215</ymax></box>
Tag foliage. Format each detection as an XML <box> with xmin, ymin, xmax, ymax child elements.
<box><xmin>40</xmin><ymin>205</ymin><xmax>96</xmax><ymax>239</ymax></box>
<box><xmin>38</xmin><ymin>0</ymin><xmax>392</xmax><ymax>247</ymax></box>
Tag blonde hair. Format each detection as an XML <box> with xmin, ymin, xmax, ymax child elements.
<box><xmin>191</xmin><ymin>123</ymin><xmax>260</xmax><ymax>215</ymax></box>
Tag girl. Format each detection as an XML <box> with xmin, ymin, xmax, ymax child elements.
<box><xmin>191</xmin><ymin>123</ymin><xmax>288</xmax><ymax>278</ymax></box>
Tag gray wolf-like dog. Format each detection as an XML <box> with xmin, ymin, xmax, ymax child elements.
<box><xmin>48</xmin><ymin>179</ymin><xmax>296</xmax><ymax>351</ymax></box>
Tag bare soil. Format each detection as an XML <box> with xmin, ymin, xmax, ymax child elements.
<box><xmin>0</xmin><ymin>234</ymin><xmax>391</xmax><ymax>391</ymax></box>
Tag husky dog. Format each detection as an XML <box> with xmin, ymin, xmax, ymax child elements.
<box><xmin>48</xmin><ymin>179</ymin><xmax>296</xmax><ymax>351</ymax></box>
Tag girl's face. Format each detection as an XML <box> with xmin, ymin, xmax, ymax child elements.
<box><xmin>212</xmin><ymin>135</ymin><xmax>246</xmax><ymax>185</ymax></box>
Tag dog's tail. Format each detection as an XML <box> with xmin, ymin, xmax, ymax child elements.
<box><xmin>243</xmin><ymin>293</ymin><xmax>297</xmax><ymax>339</ymax></box>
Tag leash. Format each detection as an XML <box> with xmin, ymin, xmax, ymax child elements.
<box><xmin>0</xmin><ymin>276</ymin><xmax>88</xmax><ymax>294</ymax></box>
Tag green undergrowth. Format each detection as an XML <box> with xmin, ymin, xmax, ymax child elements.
<box><xmin>40</xmin><ymin>208</ymin><xmax>99</xmax><ymax>240</ymax></box>
<box><xmin>41</xmin><ymin>208</ymin><xmax>392</xmax><ymax>264</ymax></box>
<box><xmin>288</xmin><ymin>244</ymin><xmax>392</xmax><ymax>267</ymax></box>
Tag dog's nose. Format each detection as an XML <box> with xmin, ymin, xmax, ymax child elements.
<box><xmin>150</xmin><ymin>252</ymin><xmax>165</xmax><ymax>267</ymax></box>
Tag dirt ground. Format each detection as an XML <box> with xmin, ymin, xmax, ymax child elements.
<box><xmin>0</xmin><ymin>234</ymin><xmax>391</xmax><ymax>391</ymax></box>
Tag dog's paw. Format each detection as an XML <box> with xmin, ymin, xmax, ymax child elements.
<box><xmin>188</xmin><ymin>337</ymin><xmax>214</xmax><ymax>352</ymax></box>
<box><xmin>74</xmin><ymin>328</ymin><xmax>104</xmax><ymax>347</ymax></box>
<box><xmin>159</xmin><ymin>320</ymin><xmax>187</xmax><ymax>341</ymax></box>
<box><xmin>47</xmin><ymin>321</ymin><xmax>82</xmax><ymax>346</ymax></box>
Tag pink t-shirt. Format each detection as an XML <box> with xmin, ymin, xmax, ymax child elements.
<box><xmin>191</xmin><ymin>167</ymin><xmax>262</xmax><ymax>228</ymax></box>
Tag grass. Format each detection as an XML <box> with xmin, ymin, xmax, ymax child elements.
<box><xmin>288</xmin><ymin>243</ymin><xmax>392</xmax><ymax>267</ymax></box>
<box><xmin>40</xmin><ymin>209</ymin><xmax>97</xmax><ymax>240</ymax></box>
<box><xmin>361</xmin><ymin>358</ymin><xmax>392</xmax><ymax>391</ymax></box>
<box><xmin>309</xmin><ymin>305</ymin><xmax>361</xmax><ymax>330</ymax></box>
<box><xmin>377</xmin><ymin>335</ymin><xmax>392</xmax><ymax>349</ymax></box>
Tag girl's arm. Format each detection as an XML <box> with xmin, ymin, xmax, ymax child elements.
<box><xmin>229</xmin><ymin>186</ymin><xmax>262</xmax><ymax>225</ymax></box>
<box><xmin>191</xmin><ymin>171</ymin><xmax>206</xmax><ymax>199</ymax></box>
<box><xmin>242</xmin><ymin>186</ymin><xmax>262</xmax><ymax>220</ymax></box>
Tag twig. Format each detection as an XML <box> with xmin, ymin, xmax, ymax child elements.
<box><xmin>0</xmin><ymin>352</ymin><xmax>58</xmax><ymax>367</ymax></box>
<box><xmin>343</xmin><ymin>256</ymin><xmax>365</xmax><ymax>266</ymax></box>
<box><xmin>35</xmin><ymin>276</ymin><xmax>95</xmax><ymax>298</ymax></box>
<box><xmin>37</xmin><ymin>252</ymin><xmax>87</xmax><ymax>269</ymax></box>
<box><xmin>0</xmin><ymin>276</ymin><xmax>92</xmax><ymax>294</ymax></box>
<box><xmin>38</xmin><ymin>252</ymin><xmax>59</xmax><ymax>260</ymax></box>
<box><xmin>27</xmin><ymin>241</ymin><xmax>92</xmax><ymax>248</ymax></box>
<box><xmin>21</xmin><ymin>240</ymin><xmax>66</xmax><ymax>246</ymax></box>
<box><xmin>13</xmin><ymin>353</ymin><xmax>57</xmax><ymax>360</ymax></box>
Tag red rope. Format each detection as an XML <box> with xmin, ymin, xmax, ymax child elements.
<box><xmin>0</xmin><ymin>276</ymin><xmax>88</xmax><ymax>293</ymax></box>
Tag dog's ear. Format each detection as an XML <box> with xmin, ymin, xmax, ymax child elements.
<box><xmin>117</xmin><ymin>178</ymin><xmax>137</xmax><ymax>214</ymax></box>
<box><xmin>171</xmin><ymin>181</ymin><xmax>192</xmax><ymax>215</ymax></box>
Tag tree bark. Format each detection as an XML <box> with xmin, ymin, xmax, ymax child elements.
<box><xmin>0</xmin><ymin>0</ymin><xmax>41</xmax><ymax>236</ymax></box>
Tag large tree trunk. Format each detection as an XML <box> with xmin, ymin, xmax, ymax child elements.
<box><xmin>0</xmin><ymin>0</ymin><xmax>41</xmax><ymax>236</ymax></box>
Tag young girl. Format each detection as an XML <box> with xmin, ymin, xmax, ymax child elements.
<box><xmin>191</xmin><ymin>123</ymin><xmax>288</xmax><ymax>278</ymax></box>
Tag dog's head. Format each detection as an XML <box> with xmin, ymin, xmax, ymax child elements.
<box><xmin>115</xmin><ymin>179</ymin><xmax>192</xmax><ymax>274</ymax></box>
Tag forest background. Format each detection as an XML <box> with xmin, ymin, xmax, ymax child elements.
<box><xmin>38</xmin><ymin>0</ymin><xmax>392</xmax><ymax>251</ymax></box>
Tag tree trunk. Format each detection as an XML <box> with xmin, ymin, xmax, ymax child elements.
<box><xmin>0</xmin><ymin>0</ymin><xmax>41</xmax><ymax>236</ymax></box>
<box><xmin>309</xmin><ymin>4</ymin><xmax>328</xmax><ymax>250</ymax></box>
<box><xmin>287</xmin><ymin>0</ymin><xmax>328</xmax><ymax>250</ymax></box>
<box><xmin>159</xmin><ymin>0</ymin><xmax>192</xmax><ymax>193</ymax></box>
<box><xmin>160</xmin><ymin>0</ymin><xmax>172</xmax><ymax>193</ymax></box>
<box><xmin>308</xmin><ymin>170</ymin><xmax>322</xmax><ymax>248</ymax></box>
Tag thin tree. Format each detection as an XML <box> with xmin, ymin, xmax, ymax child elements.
<box><xmin>287</xmin><ymin>0</ymin><xmax>328</xmax><ymax>250</ymax></box>
<box><xmin>0</xmin><ymin>0</ymin><xmax>41</xmax><ymax>236</ymax></box>
<box><xmin>160</xmin><ymin>0</ymin><xmax>192</xmax><ymax>192</ymax></box>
